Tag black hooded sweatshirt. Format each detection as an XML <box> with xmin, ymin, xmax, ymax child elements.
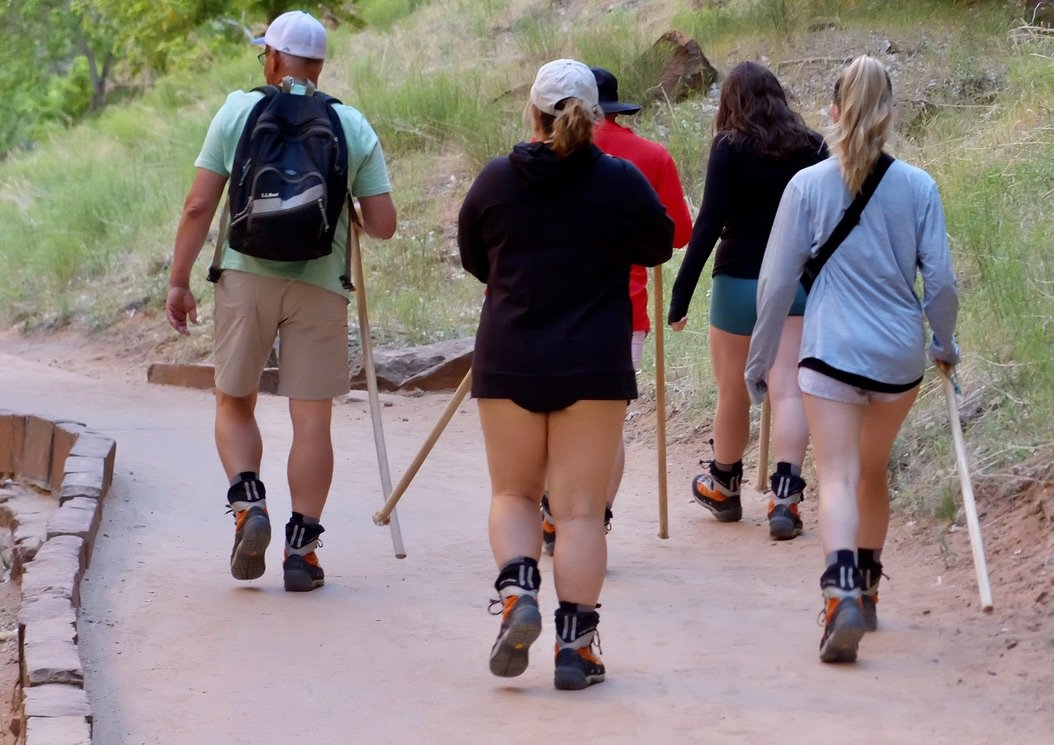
<box><xmin>458</xmin><ymin>141</ymin><xmax>674</xmax><ymax>412</ymax></box>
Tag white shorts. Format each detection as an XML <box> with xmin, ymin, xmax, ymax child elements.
<box><xmin>798</xmin><ymin>367</ymin><xmax>913</xmax><ymax>405</ymax></box>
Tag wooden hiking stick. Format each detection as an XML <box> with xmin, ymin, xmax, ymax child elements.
<box><xmin>652</xmin><ymin>266</ymin><xmax>669</xmax><ymax>539</ymax></box>
<box><xmin>940</xmin><ymin>364</ymin><xmax>994</xmax><ymax>611</ymax></box>
<box><xmin>373</xmin><ymin>370</ymin><xmax>472</xmax><ymax>526</ymax></box>
<box><xmin>756</xmin><ymin>396</ymin><xmax>771</xmax><ymax>491</ymax></box>
<box><xmin>350</xmin><ymin>206</ymin><xmax>407</xmax><ymax>559</ymax></box>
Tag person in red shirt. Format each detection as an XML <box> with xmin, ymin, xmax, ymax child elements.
<box><xmin>540</xmin><ymin>67</ymin><xmax>692</xmax><ymax>555</ymax></box>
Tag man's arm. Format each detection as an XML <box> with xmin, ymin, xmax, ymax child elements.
<box><xmin>165</xmin><ymin>168</ymin><xmax>227</xmax><ymax>335</ymax></box>
<box><xmin>358</xmin><ymin>192</ymin><xmax>397</xmax><ymax>240</ymax></box>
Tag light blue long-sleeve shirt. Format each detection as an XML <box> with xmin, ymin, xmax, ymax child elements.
<box><xmin>745</xmin><ymin>156</ymin><xmax>959</xmax><ymax>404</ymax></box>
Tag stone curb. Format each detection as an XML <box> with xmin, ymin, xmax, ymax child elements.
<box><xmin>1</xmin><ymin>409</ymin><xmax>115</xmax><ymax>745</ymax></box>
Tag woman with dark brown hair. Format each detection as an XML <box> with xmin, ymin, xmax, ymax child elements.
<box><xmin>668</xmin><ymin>61</ymin><xmax>828</xmax><ymax>539</ymax></box>
<box><xmin>458</xmin><ymin>59</ymin><xmax>673</xmax><ymax>689</ymax></box>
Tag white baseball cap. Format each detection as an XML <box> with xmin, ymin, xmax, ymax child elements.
<box><xmin>252</xmin><ymin>11</ymin><xmax>327</xmax><ymax>61</ymax></box>
<box><xmin>529</xmin><ymin>59</ymin><xmax>600</xmax><ymax>117</ymax></box>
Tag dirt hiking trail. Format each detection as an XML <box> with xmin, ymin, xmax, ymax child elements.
<box><xmin>0</xmin><ymin>331</ymin><xmax>1051</xmax><ymax>744</ymax></box>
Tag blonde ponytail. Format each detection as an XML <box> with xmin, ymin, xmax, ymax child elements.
<box><xmin>828</xmin><ymin>56</ymin><xmax>893</xmax><ymax>194</ymax></box>
<box><xmin>532</xmin><ymin>98</ymin><xmax>597</xmax><ymax>157</ymax></box>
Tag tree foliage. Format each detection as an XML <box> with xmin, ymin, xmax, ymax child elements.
<box><xmin>0</xmin><ymin>1</ymin><xmax>368</xmax><ymax>157</ymax></box>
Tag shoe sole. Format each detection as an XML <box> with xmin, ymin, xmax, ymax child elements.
<box><xmin>820</xmin><ymin>602</ymin><xmax>866</xmax><ymax>663</ymax></box>
<box><xmin>862</xmin><ymin>596</ymin><xmax>878</xmax><ymax>632</ymax></box>
<box><xmin>230</xmin><ymin>512</ymin><xmax>271</xmax><ymax>581</ymax></box>
<box><xmin>489</xmin><ymin>602</ymin><xmax>542</xmax><ymax>678</ymax></box>
<box><xmin>284</xmin><ymin>568</ymin><xmax>324</xmax><ymax>592</ymax></box>
<box><xmin>768</xmin><ymin>514</ymin><xmax>802</xmax><ymax>540</ymax></box>
<box><xmin>554</xmin><ymin>667</ymin><xmax>605</xmax><ymax>690</ymax></box>
<box><xmin>692</xmin><ymin>494</ymin><xmax>742</xmax><ymax>522</ymax></box>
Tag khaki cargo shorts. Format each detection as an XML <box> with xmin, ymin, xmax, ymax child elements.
<box><xmin>213</xmin><ymin>271</ymin><xmax>350</xmax><ymax>400</ymax></box>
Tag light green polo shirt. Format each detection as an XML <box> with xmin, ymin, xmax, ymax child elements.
<box><xmin>195</xmin><ymin>87</ymin><xmax>393</xmax><ymax>297</ymax></box>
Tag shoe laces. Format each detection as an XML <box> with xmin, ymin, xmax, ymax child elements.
<box><xmin>590</xmin><ymin>628</ymin><xmax>603</xmax><ymax>657</ymax></box>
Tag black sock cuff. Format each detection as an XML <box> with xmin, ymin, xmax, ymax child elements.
<box><xmin>227</xmin><ymin>476</ymin><xmax>265</xmax><ymax>504</ymax></box>
<box><xmin>712</xmin><ymin>460</ymin><xmax>744</xmax><ymax>476</ymax></box>
<box><xmin>495</xmin><ymin>557</ymin><xmax>541</xmax><ymax>593</ymax></box>
<box><xmin>858</xmin><ymin>548</ymin><xmax>881</xmax><ymax>565</ymax></box>
<box><xmin>828</xmin><ymin>549</ymin><xmax>857</xmax><ymax>568</ymax></box>
<box><xmin>557</xmin><ymin>601</ymin><xmax>596</xmax><ymax>614</ymax></box>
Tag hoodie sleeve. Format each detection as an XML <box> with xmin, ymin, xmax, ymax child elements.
<box><xmin>744</xmin><ymin>178</ymin><xmax>814</xmax><ymax>404</ymax></box>
<box><xmin>457</xmin><ymin>160</ymin><xmax>499</xmax><ymax>284</ymax></box>
<box><xmin>916</xmin><ymin>180</ymin><xmax>960</xmax><ymax>365</ymax></box>
<box><xmin>621</xmin><ymin>161</ymin><xmax>675</xmax><ymax>268</ymax></box>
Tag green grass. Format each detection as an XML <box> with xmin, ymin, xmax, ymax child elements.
<box><xmin>0</xmin><ymin>0</ymin><xmax>1051</xmax><ymax>518</ymax></box>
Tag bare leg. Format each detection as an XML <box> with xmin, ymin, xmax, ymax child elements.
<box><xmin>478</xmin><ymin>399</ymin><xmax>547</xmax><ymax>566</ymax></box>
<box><xmin>803</xmin><ymin>394</ymin><xmax>864</xmax><ymax>555</ymax></box>
<box><xmin>215</xmin><ymin>390</ymin><xmax>262</xmax><ymax>479</ymax></box>
<box><xmin>288</xmin><ymin>398</ymin><xmax>334</xmax><ymax>520</ymax></box>
<box><xmin>708</xmin><ymin>326</ymin><xmax>752</xmax><ymax>465</ymax></box>
<box><xmin>857</xmin><ymin>388</ymin><xmax>919</xmax><ymax>548</ymax></box>
<box><xmin>547</xmin><ymin>400</ymin><xmax>626</xmax><ymax>605</ymax></box>
<box><xmin>768</xmin><ymin>317</ymin><xmax>808</xmax><ymax>467</ymax></box>
<box><xmin>604</xmin><ymin>438</ymin><xmax>626</xmax><ymax>509</ymax></box>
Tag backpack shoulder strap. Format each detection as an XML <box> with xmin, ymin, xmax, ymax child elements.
<box><xmin>801</xmin><ymin>152</ymin><xmax>895</xmax><ymax>293</ymax></box>
<box><xmin>206</xmin><ymin>196</ymin><xmax>231</xmax><ymax>283</ymax></box>
<box><xmin>207</xmin><ymin>88</ymin><xmax>280</xmax><ymax>283</ymax></box>
<box><xmin>318</xmin><ymin>96</ymin><xmax>353</xmax><ymax>290</ymax></box>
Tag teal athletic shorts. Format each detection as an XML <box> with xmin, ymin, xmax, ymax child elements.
<box><xmin>709</xmin><ymin>274</ymin><xmax>807</xmax><ymax>336</ymax></box>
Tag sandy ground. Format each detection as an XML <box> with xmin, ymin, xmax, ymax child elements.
<box><xmin>0</xmin><ymin>330</ymin><xmax>1051</xmax><ymax>745</ymax></box>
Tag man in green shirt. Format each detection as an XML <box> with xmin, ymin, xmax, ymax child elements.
<box><xmin>165</xmin><ymin>10</ymin><xmax>397</xmax><ymax>592</ymax></box>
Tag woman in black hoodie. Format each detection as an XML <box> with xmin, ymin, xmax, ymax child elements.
<box><xmin>458</xmin><ymin>58</ymin><xmax>673</xmax><ymax>690</ymax></box>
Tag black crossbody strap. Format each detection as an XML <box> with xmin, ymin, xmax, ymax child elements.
<box><xmin>801</xmin><ymin>152</ymin><xmax>895</xmax><ymax>293</ymax></box>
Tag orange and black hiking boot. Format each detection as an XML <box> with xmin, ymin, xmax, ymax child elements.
<box><xmin>691</xmin><ymin>460</ymin><xmax>743</xmax><ymax>522</ymax></box>
<box><xmin>283</xmin><ymin>515</ymin><xmax>325</xmax><ymax>592</ymax></box>
<box><xmin>227</xmin><ymin>474</ymin><xmax>270</xmax><ymax>581</ymax></box>
<box><xmin>488</xmin><ymin>558</ymin><xmax>542</xmax><ymax>677</ymax></box>
<box><xmin>768</xmin><ymin>463</ymin><xmax>805</xmax><ymax>540</ymax></box>
<box><xmin>554</xmin><ymin>603</ymin><xmax>605</xmax><ymax>690</ymax></box>
<box><xmin>818</xmin><ymin>556</ymin><xmax>866</xmax><ymax>663</ymax></box>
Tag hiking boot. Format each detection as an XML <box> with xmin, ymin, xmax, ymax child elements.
<box><xmin>541</xmin><ymin>494</ymin><xmax>556</xmax><ymax>557</ymax></box>
<box><xmin>283</xmin><ymin>552</ymin><xmax>325</xmax><ymax>592</ymax></box>
<box><xmin>540</xmin><ymin>494</ymin><xmax>613</xmax><ymax>557</ymax></box>
<box><xmin>554</xmin><ymin>604</ymin><xmax>605</xmax><ymax>690</ymax></box>
<box><xmin>819</xmin><ymin>593</ymin><xmax>866</xmax><ymax>663</ymax></box>
<box><xmin>818</xmin><ymin>558</ymin><xmax>866</xmax><ymax>663</ymax></box>
<box><xmin>284</xmin><ymin>516</ymin><xmax>325</xmax><ymax>592</ymax></box>
<box><xmin>767</xmin><ymin>463</ymin><xmax>805</xmax><ymax>540</ymax></box>
<box><xmin>860</xmin><ymin>558</ymin><xmax>885</xmax><ymax>632</ymax></box>
<box><xmin>489</xmin><ymin>558</ymin><xmax>542</xmax><ymax>677</ymax></box>
<box><xmin>227</xmin><ymin>475</ymin><xmax>270</xmax><ymax>581</ymax></box>
<box><xmin>691</xmin><ymin>461</ymin><xmax>743</xmax><ymax>522</ymax></box>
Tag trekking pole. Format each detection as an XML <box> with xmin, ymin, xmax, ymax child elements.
<box><xmin>373</xmin><ymin>370</ymin><xmax>472</xmax><ymax>526</ymax></box>
<box><xmin>349</xmin><ymin>206</ymin><xmax>407</xmax><ymax>559</ymax></box>
<box><xmin>939</xmin><ymin>363</ymin><xmax>994</xmax><ymax>611</ymax></box>
<box><xmin>756</xmin><ymin>396</ymin><xmax>771</xmax><ymax>491</ymax></box>
<box><xmin>652</xmin><ymin>266</ymin><xmax>669</xmax><ymax>539</ymax></box>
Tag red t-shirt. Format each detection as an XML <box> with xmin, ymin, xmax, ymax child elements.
<box><xmin>593</xmin><ymin>118</ymin><xmax>693</xmax><ymax>332</ymax></box>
